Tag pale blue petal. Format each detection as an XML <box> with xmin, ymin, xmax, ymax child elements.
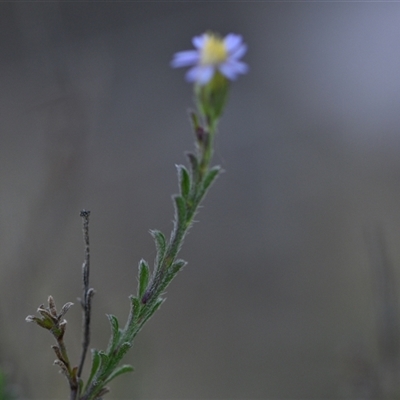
<box><xmin>192</xmin><ymin>34</ymin><xmax>207</xmax><ymax>49</ymax></box>
<box><xmin>218</xmin><ymin>64</ymin><xmax>239</xmax><ymax>80</ymax></box>
<box><xmin>196</xmin><ymin>66</ymin><xmax>215</xmax><ymax>85</ymax></box>
<box><xmin>171</xmin><ymin>50</ymin><xmax>200</xmax><ymax>68</ymax></box>
<box><xmin>185</xmin><ymin>66</ymin><xmax>202</xmax><ymax>82</ymax></box>
<box><xmin>219</xmin><ymin>60</ymin><xmax>249</xmax><ymax>80</ymax></box>
<box><xmin>224</xmin><ymin>34</ymin><xmax>243</xmax><ymax>53</ymax></box>
<box><xmin>185</xmin><ymin>65</ymin><xmax>215</xmax><ymax>84</ymax></box>
<box><xmin>229</xmin><ymin>43</ymin><xmax>247</xmax><ymax>60</ymax></box>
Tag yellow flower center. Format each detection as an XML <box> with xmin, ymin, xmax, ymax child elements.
<box><xmin>200</xmin><ymin>34</ymin><xmax>228</xmax><ymax>65</ymax></box>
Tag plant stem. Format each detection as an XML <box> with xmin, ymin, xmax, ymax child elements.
<box><xmin>78</xmin><ymin>210</ymin><xmax>94</xmax><ymax>378</ymax></box>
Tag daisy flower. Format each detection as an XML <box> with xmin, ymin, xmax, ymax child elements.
<box><xmin>171</xmin><ymin>32</ymin><xmax>248</xmax><ymax>85</ymax></box>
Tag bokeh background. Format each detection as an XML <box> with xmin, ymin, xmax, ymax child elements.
<box><xmin>2</xmin><ymin>2</ymin><xmax>400</xmax><ymax>399</ymax></box>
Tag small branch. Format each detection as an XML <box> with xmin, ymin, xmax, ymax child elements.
<box><xmin>78</xmin><ymin>210</ymin><xmax>94</xmax><ymax>378</ymax></box>
<box><xmin>26</xmin><ymin>296</ymin><xmax>78</xmax><ymax>398</ymax></box>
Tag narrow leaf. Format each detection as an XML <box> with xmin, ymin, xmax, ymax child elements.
<box><xmin>130</xmin><ymin>296</ymin><xmax>141</xmax><ymax>320</ymax></box>
<box><xmin>160</xmin><ymin>259</ymin><xmax>187</xmax><ymax>294</ymax></box>
<box><xmin>123</xmin><ymin>295</ymin><xmax>141</xmax><ymax>338</ymax></box>
<box><xmin>202</xmin><ymin>165</ymin><xmax>221</xmax><ymax>193</ymax></box>
<box><xmin>173</xmin><ymin>195</ymin><xmax>187</xmax><ymax>229</ymax></box>
<box><xmin>96</xmin><ymin>343</ymin><xmax>132</xmax><ymax>386</ymax></box>
<box><xmin>177</xmin><ymin>164</ymin><xmax>191</xmax><ymax>199</ymax></box>
<box><xmin>94</xmin><ymin>387</ymin><xmax>110</xmax><ymax>398</ymax></box>
<box><xmin>114</xmin><ymin>342</ymin><xmax>132</xmax><ymax>366</ymax></box>
<box><xmin>103</xmin><ymin>364</ymin><xmax>134</xmax><ymax>385</ymax></box>
<box><xmin>169</xmin><ymin>259</ymin><xmax>187</xmax><ymax>275</ymax></box>
<box><xmin>98</xmin><ymin>351</ymin><xmax>109</xmax><ymax>369</ymax></box>
<box><xmin>187</xmin><ymin>152</ymin><xmax>199</xmax><ymax>183</ymax></box>
<box><xmin>150</xmin><ymin>229</ymin><xmax>167</xmax><ymax>270</ymax></box>
<box><xmin>106</xmin><ymin>314</ymin><xmax>120</xmax><ymax>353</ymax></box>
<box><xmin>107</xmin><ymin>314</ymin><xmax>119</xmax><ymax>338</ymax></box>
<box><xmin>139</xmin><ymin>298</ymin><xmax>164</xmax><ymax>328</ymax></box>
<box><xmin>150</xmin><ymin>230</ymin><xmax>166</xmax><ymax>259</ymax></box>
<box><xmin>137</xmin><ymin>259</ymin><xmax>150</xmax><ymax>299</ymax></box>
<box><xmin>85</xmin><ymin>349</ymin><xmax>101</xmax><ymax>391</ymax></box>
<box><xmin>150</xmin><ymin>297</ymin><xmax>164</xmax><ymax>314</ymax></box>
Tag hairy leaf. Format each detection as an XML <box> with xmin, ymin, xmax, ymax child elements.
<box><xmin>177</xmin><ymin>164</ymin><xmax>191</xmax><ymax>199</ymax></box>
<box><xmin>187</xmin><ymin>152</ymin><xmax>199</xmax><ymax>183</ymax></box>
<box><xmin>202</xmin><ymin>165</ymin><xmax>221</xmax><ymax>194</ymax></box>
<box><xmin>150</xmin><ymin>230</ymin><xmax>166</xmax><ymax>257</ymax></box>
<box><xmin>103</xmin><ymin>364</ymin><xmax>134</xmax><ymax>385</ymax></box>
<box><xmin>137</xmin><ymin>259</ymin><xmax>150</xmax><ymax>299</ymax></box>
<box><xmin>106</xmin><ymin>314</ymin><xmax>120</xmax><ymax>354</ymax></box>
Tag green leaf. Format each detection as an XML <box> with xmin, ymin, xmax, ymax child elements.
<box><xmin>139</xmin><ymin>298</ymin><xmax>164</xmax><ymax>328</ymax></box>
<box><xmin>137</xmin><ymin>259</ymin><xmax>150</xmax><ymax>299</ymax></box>
<box><xmin>107</xmin><ymin>314</ymin><xmax>119</xmax><ymax>338</ymax></box>
<box><xmin>202</xmin><ymin>165</ymin><xmax>221</xmax><ymax>193</ymax></box>
<box><xmin>170</xmin><ymin>259</ymin><xmax>187</xmax><ymax>275</ymax></box>
<box><xmin>87</xmin><ymin>350</ymin><xmax>109</xmax><ymax>388</ymax></box>
<box><xmin>149</xmin><ymin>297</ymin><xmax>164</xmax><ymax>315</ymax></box>
<box><xmin>187</xmin><ymin>152</ymin><xmax>199</xmax><ymax>183</ymax></box>
<box><xmin>102</xmin><ymin>339</ymin><xmax>133</xmax><ymax>372</ymax></box>
<box><xmin>98</xmin><ymin>351</ymin><xmax>109</xmax><ymax>369</ymax></box>
<box><xmin>89</xmin><ymin>344</ymin><xmax>132</xmax><ymax>397</ymax></box>
<box><xmin>150</xmin><ymin>229</ymin><xmax>166</xmax><ymax>256</ymax></box>
<box><xmin>158</xmin><ymin>259</ymin><xmax>187</xmax><ymax>295</ymax></box>
<box><xmin>144</xmin><ymin>263</ymin><xmax>187</xmax><ymax>311</ymax></box>
<box><xmin>123</xmin><ymin>295</ymin><xmax>141</xmax><ymax>339</ymax></box>
<box><xmin>130</xmin><ymin>295</ymin><xmax>140</xmax><ymax>315</ymax></box>
<box><xmin>177</xmin><ymin>164</ymin><xmax>191</xmax><ymax>199</ymax></box>
<box><xmin>150</xmin><ymin>229</ymin><xmax>167</xmax><ymax>269</ymax></box>
<box><xmin>103</xmin><ymin>364</ymin><xmax>134</xmax><ymax>385</ymax></box>
<box><xmin>112</xmin><ymin>342</ymin><xmax>132</xmax><ymax>369</ymax></box>
<box><xmin>173</xmin><ymin>195</ymin><xmax>187</xmax><ymax>230</ymax></box>
<box><xmin>106</xmin><ymin>314</ymin><xmax>121</xmax><ymax>353</ymax></box>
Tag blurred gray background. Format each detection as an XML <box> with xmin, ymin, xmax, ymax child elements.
<box><xmin>2</xmin><ymin>2</ymin><xmax>400</xmax><ymax>399</ymax></box>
